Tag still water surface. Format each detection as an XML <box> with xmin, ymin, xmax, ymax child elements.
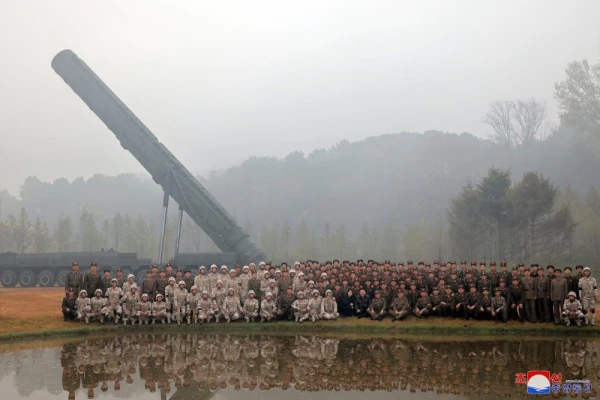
<box><xmin>0</xmin><ymin>333</ymin><xmax>597</xmax><ymax>399</ymax></box>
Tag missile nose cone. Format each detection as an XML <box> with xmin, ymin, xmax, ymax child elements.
<box><xmin>51</xmin><ymin>49</ymin><xmax>77</xmax><ymax>70</ymax></box>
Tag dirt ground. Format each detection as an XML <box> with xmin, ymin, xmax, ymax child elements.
<box><xmin>0</xmin><ymin>287</ymin><xmax>598</xmax><ymax>336</ymax></box>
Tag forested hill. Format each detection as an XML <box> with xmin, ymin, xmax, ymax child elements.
<box><xmin>2</xmin><ymin>128</ymin><xmax>599</xmax><ymax>235</ymax></box>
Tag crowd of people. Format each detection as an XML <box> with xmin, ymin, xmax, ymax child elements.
<box><xmin>58</xmin><ymin>334</ymin><xmax>599</xmax><ymax>399</ymax></box>
<box><xmin>61</xmin><ymin>259</ymin><xmax>598</xmax><ymax>326</ymax></box>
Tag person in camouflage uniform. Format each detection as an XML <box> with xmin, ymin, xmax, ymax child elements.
<box><xmin>292</xmin><ymin>272</ymin><xmax>307</xmax><ymax>295</ymax></box>
<box><xmin>391</xmin><ymin>290</ymin><xmax>410</xmax><ymax>321</ymax></box>
<box><xmin>242</xmin><ymin>290</ymin><xmax>259</xmax><ymax>322</ymax></box>
<box><xmin>268</xmin><ymin>279</ymin><xmax>279</xmax><ymax>305</ymax></box>
<box><xmin>186</xmin><ymin>286</ymin><xmax>202</xmax><ymax>324</ymax></box>
<box><xmin>578</xmin><ymin>267</ymin><xmax>597</xmax><ymax>326</ymax></box>
<box><xmin>173</xmin><ymin>281</ymin><xmax>188</xmax><ymax>326</ymax></box>
<box><xmin>105</xmin><ymin>279</ymin><xmax>123</xmax><ymax>324</ymax></box>
<box><xmin>368</xmin><ymin>290</ymin><xmax>386</xmax><ymax>321</ymax></box>
<box><xmin>226</xmin><ymin>269</ymin><xmax>241</xmax><ymax>299</ymax></box>
<box><xmin>563</xmin><ymin>291</ymin><xmax>584</xmax><ymax>327</ymax></box>
<box><xmin>491</xmin><ymin>288</ymin><xmax>507</xmax><ymax>323</ymax></box>
<box><xmin>414</xmin><ymin>289</ymin><xmax>431</xmax><ymax>318</ymax></box>
<box><xmin>121</xmin><ymin>285</ymin><xmax>139</xmax><ymax>325</ymax></box>
<box><xmin>292</xmin><ymin>291</ymin><xmax>310</xmax><ymax>322</ymax></box>
<box><xmin>208</xmin><ymin>265</ymin><xmax>219</xmax><ymax>291</ymax></box>
<box><xmin>308</xmin><ymin>290</ymin><xmax>322</xmax><ymax>322</ymax></box>
<box><xmin>239</xmin><ymin>266</ymin><xmax>251</xmax><ymax>302</ymax></box>
<box><xmin>222</xmin><ymin>288</ymin><xmax>242</xmax><ymax>322</ymax></box>
<box><xmin>136</xmin><ymin>293</ymin><xmax>152</xmax><ymax>325</ymax></box>
<box><xmin>321</xmin><ymin>288</ymin><xmax>338</xmax><ymax>319</ymax></box>
<box><xmin>89</xmin><ymin>289</ymin><xmax>107</xmax><ymax>324</ymax></box>
<box><xmin>211</xmin><ymin>280</ymin><xmax>227</xmax><ymax>322</ymax></box>
<box><xmin>151</xmin><ymin>294</ymin><xmax>168</xmax><ymax>324</ymax></box>
<box><xmin>219</xmin><ymin>265</ymin><xmax>230</xmax><ymax>286</ymax></box>
<box><xmin>260</xmin><ymin>292</ymin><xmax>277</xmax><ymax>322</ymax></box>
<box><xmin>164</xmin><ymin>277</ymin><xmax>177</xmax><ymax>322</ymax></box>
<box><xmin>122</xmin><ymin>274</ymin><xmax>136</xmax><ymax>294</ymax></box>
<box><xmin>198</xmin><ymin>290</ymin><xmax>215</xmax><ymax>323</ymax></box>
<box><xmin>194</xmin><ymin>266</ymin><xmax>210</xmax><ymax>293</ymax></box>
<box><xmin>76</xmin><ymin>290</ymin><xmax>91</xmax><ymax>323</ymax></box>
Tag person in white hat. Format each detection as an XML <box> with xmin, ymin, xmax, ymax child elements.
<box><xmin>211</xmin><ymin>280</ymin><xmax>227</xmax><ymax>322</ymax></box>
<box><xmin>293</xmin><ymin>272</ymin><xmax>307</xmax><ymax>295</ymax></box>
<box><xmin>219</xmin><ymin>265</ymin><xmax>230</xmax><ymax>286</ymax></box>
<box><xmin>227</xmin><ymin>269</ymin><xmax>241</xmax><ymax>299</ymax></box>
<box><xmin>89</xmin><ymin>288</ymin><xmax>107</xmax><ymax>324</ymax></box>
<box><xmin>239</xmin><ymin>265</ymin><xmax>251</xmax><ymax>303</ymax></box>
<box><xmin>121</xmin><ymin>284</ymin><xmax>139</xmax><ymax>325</ymax></box>
<box><xmin>292</xmin><ymin>291</ymin><xmax>310</xmax><ymax>322</ymax></box>
<box><xmin>194</xmin><ymin>266</ymin><xmax>210</xmax><ymax>294</ymax></box>
<box><xmin>165</xmin><ymin>277</ymin><xmax>177</xmax><ymax>322</ymax></box>
<box><xmin>152</xmin><ymin>294</ymin><xmax>168</xmax><ymax>324</ymax></box>
<box><xmin>222</xmin><ymin>288</ymin><xmax>242</xmax><ymax>322</ymax></box>
<box><xmin>320</xmin><ymin>289</ymin><xmax>339</xmax><ymax>320</ymax></box>
<box><xmin>137</xmin><ymin>293</ymin><xmax>152</xmax><ymax>325</ymax></box>
<box><xmin>260</xmin><ymin>292</ymin><xmax>277</xmax><ymax>322</ymax></box>
<box><xmin>208</xmin><ymin>265</ymin><xmax>219</xmax><ymax>292</ymax></box>
<box><xmin>242</xmin><ymin>290</ymin><xmax>259</xmax><ymax>322</ymax></box>
<box><xmin>196</xmin><ymin>290</ymin><xmax>214</xmax><ymax>323</ymax></box>
<box><xmin>105</xmin><ymin>278</ymin><xmax>123</xmax><ymax>324</ymax></box>
<box><xmin>563</xmin><ymin>291</ymin><xmax>584</xmax><ymax>326</ymax></box>
<box><xmin>186</xmin><ymin>286</ymin><xmax>201</xmax><ymax>324</ymax></box>
<box><xmin>122</xmin><ymin>274</ymin><xmax>137</xmax><ymax>294</ymax></box>
<box><xmin>578</xmin><ymin>267</ymin><xmax>597</xmax><ymax>325</ymax></box>
<box><xmin>173</xmin><ymin>281</ymin><xmax>189</xmax><ymax>326</ymax></box>
<box><xmin>308</xmin><ymin>290</ymin><xmax>322</xmax><ymax>322</ymax></box>
<box><xmin>76</xmin><ymin>289</ymin><xmax>91</xmax><ymax>323</ymax></box>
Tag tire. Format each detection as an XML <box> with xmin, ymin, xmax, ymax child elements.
<box><xmin>18</xmin><ymin>270</ymin><xmax>36</xmax><ymax>287</ymax></box>
<box><xmin>136</xmin><ymin>270</ymin><xmax>147</xmax><ymax>283</ymax></box>
<box><xmin>57</xmin><ymin>270</ymin><xmax>70</xmax><ymax>287</ymax></box>
<box><xmin>0</xmin><ymin>270</ymin><xmax>17</xmax><ymax>288</ymax></box>
<box><xmin>37</xmin><ymin>270</ymin><xmax>56</xmax><ymax>287</ymax></box>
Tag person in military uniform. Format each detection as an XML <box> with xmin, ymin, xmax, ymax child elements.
<box><xmin>277</xmin><ymin>287</ymin><xmax>295</xmax><ymax>321</ymax></box>
<box><xmin>115</xmin><ymin>268</ymin><xmax>125</xmax><ymax>288</ymax></box>
<box><xmin>136</xmin><ymin>293</ymin><xmax>152</xmax><ymax>324</ymax></box>
<box><xmin>292</xmin><ymin>291</ymin><xmax>310</xmax><ymax>322</ymax></box>
<box><xmin>550</xmin><ymin>268</ymin><xmax>568</xmax><ymax>325</ymax></box>
<box><xmin>242</xmin><ymin>290</ymin><xmax>259</xmax><ymax>322</ymax></box>
<box><xmin>140</xmin><ymin>270</ymin><xmax>157</xmax><ymax>305</ymax></box>
<box><xmin>308</xmin><ymin>289</ymin><xmax>322</xmax><ymax>322</ymax></box>
<box><xmin>122</xmin><ymin>274</ymin><xmax>136</xmax><ymax>293</ymax></box>
<box><xmin>521</xmin><ymin>269</ymin><xmax>537</xmax><ymax>322</ymax></box>
<box><xmin>260</xmin><ymin>292</ymin><xmax>277</xmax><ymax>322</ymax></box>
<box><xmin>248</xmin><ymin>271</ymin><xmax>261</xmax><ymax>303</ymax></box>
<box><xmin>535</xmin><ymin>268</ymin><xmax>551</xmax><ymax>323</ymax></box>
<box><xmin>62</xmin><ymin>288</ymin><xmax>78</xmax><ymax>321</ymax></box>
<box><xmin>222</xmin><ymin>288</ymin><xmax>242</xmax><ymax>322</ymax></box>
<box><xmin>211</xmin><ymin>280</ymin><xmax>227</xmax><ymax>322</ymax></box>
<box><xmin>83</xmin><ymin>262</ymin><xmax>101</xmax><ymax>296</ymax></box>
<box><xmin>186</xmin><ymin>286</ymin><xmax>201</xmax><ymax>324</ymax></box>
<box><xmin>105</xmin><ymin>279</ymin><xmax>123</xmax><ymax>323</ymax></box>
<box><xmin>578</xmin><ymin>267</ymin><xmax>597</xmax><ymax>326</ymax></box>
<box><xmin>89</xmin><ymin>288</ymin><xmax>107</xmax><ymax>323</ymax></box>
<box><xmin>440</xmin><ymin>286</ymin><xmax>455</xmax><ymax>317</ymax></box>
<box><xmin>198</xmin><ymin>290</ymin><xmax>215</xmax><ymax>323</ymax></box>
<box><xmin>466</xmin><ymin>285</ymin><xmax>480</xmax><ymax>320</ymax></box>
<box><xmin>121</xmin><ymin>285</ymin><xmax>139</xmax><ymax>325</ymax></box>
<box><xmin>477</xmin><ymin>288</ymin><xmax>492</xmax><ymax>320</ymax></box>
<box><xmin>413</xmin><ymin>289</ymin><xmax>431</xmax><ymax>318</ymax></box>
<box><xmin>165</xmin><ymin>277</ymin><xmax>177</xmax><ymax>322</ymax></box>
<box><xmin>226</xmin><ymin>269</ymin><xmax>241</xmax><ymax>300</ymax></box>
<box><xmin>208</xmin><ymin>264</ymin><xmax>219</xmax><ymax>291</ymax></box>
<box><xmin>155</xmin><ymin>270</ymin><xmax>168</xmax><ymax>299</ymax></box>
<box><xmin>99</xmin><ymin>269</ymin><xmax>112</xmax><ymax>294</ymax></box>
<box><xmin>508</xmin><ymin>277</ymin><xmax>524</xmax><ymax>322</ymax></box>
<box><xmin>292</xmin><ymin>272</ymin><xmax>307</xmax><ymax>295</ymax></box>
<box><xmin>491</xmin><ymin>288</ymin><xmax>507</xmax><ymax>323</ymax></box>
<box><xmin>183</xmin><ymin>270</ymin><xmax>194</xmax><ymax>293</ymax></box>
<box><xmin>320</xmin><ymin>289</ymin><xmax>339</xmax><ymax>320</ymax></box>
<box><xmin>218</xmin><ymin>265</ymin><xmax>230</xmax><ymax>286</ymax></box>
<box><xmin>194</xmin><ymin>266</ymin><xmax>210</xmax><ymax>293</ymax></box>
<box><xmin>563</xmin><ymin>291</ymin><xmax>584</xmax><ymax>326</ymax></box>
<box><xmin>278</xmin><ymin>269</ymin><xmax>293</xmax><ymax>298</ymax></box>
<box><xmin>173</xmin><ymin>281</ymin><xmax>188</xmax><ymax>326</ymax></box>
<box><xmin>151</xmin><ymin>294</ymin><xmax>168</xmax><ymax>324</ymax></box>
<box><xmin>65</xmin><ymin>262</ymin><xmax>83</xmax><ymax>295</ymax></box>
<box><xmin>429</xmin><ymin>287</ymin><xmax>443</xmax><ymax>316</ymax></box>
<box><xmin>368</xmin><ymin>290</ymin><xmax>386</xmax><ymax>321</ymax></box>
<box><xmin>355</xmin><ymin>289</ymin><xmax>370</xmax><ymax>318</ymax></box>
<box><xmin>76</xmin><ymin>290</ymin><xmax>91</xmax><ymax>323</ymax></box>
<box><xmin>454</xmin><ymin>285</ymin><xmax>468</xmax><ymax>319</ymax></box>
<box><xmin>391</xmin><ymin>290</ymin><xmax>410</xmax><ymax>321</ymax></box>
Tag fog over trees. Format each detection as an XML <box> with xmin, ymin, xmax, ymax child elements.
<box><xmin>1</xmin><ymin>58</ymin><xmax>600</xmax><ymax>266</ymax></box>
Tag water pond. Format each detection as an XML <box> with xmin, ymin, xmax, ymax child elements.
<box><xmin>0</xmin><ymin>333</ymin><xmax>597</xmax><ymax>399</ymax></box>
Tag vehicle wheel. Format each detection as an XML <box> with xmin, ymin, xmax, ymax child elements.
<box><xmin>57</xmin><ymin>270</ymin><xmax>70</xmax><ymax>287</ymax></box>
<box><xmin>0</xmin><ymin>270</ymin><xmax>17</xmax><ymax>288</ymax></box>
<box><xmin>136</xmin><ymin>270</ymin><xmax>147</xmax><ymax>283</ymax></box>
<box><xmin>37</xmin><ymin>270</ymin><xmax>56</xmax><ymax>287</ymax></box>
<box><xmin>18</xmin><ymin>271</ymin><xmax>36</xmax><ymax>287</ymax></box>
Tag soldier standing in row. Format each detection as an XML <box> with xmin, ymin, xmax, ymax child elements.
<box><xmin>141</xmin><ymin>270</ymin><xmax>157</xmax><ymax>304</ymax></box>
<box><xmin>83</xmin><ymin>262</ymin><xmax>101</xmax><ymax>295</ymax></box>
<box><xmin>155</xmin><ymin>270</ymin><xmax>168</xmax><ymax>299</ymax></box>
<box><xmin>99</xmin><ymin>269</ymin><xmax>112</xmax><ymax>294</ymax></box>
<box><xmin>551</xmin><ymin>268</ymin><xmax>568</xmax><ymax>325</ymax></box>
<box><xmin>578</xmin><ymin>267</ymin><xmax>597</xmax><ymax>326</ymax></box>
<box><xmin>536</xmin><ymin>268</ymin><xmax>551</xmax><ymax>323</ymax></box>
<box><xmin>65</xmin><ymin>262</ymin><xmax>82</xmax><ymax>295</ymax></box>
<box><xmin>521</xmin><ymin>269</ymin><xmax>537</xmax><ymax>323</ymax></box>
<box><xmin>115</xmin><ymin>268</ymin><xmax>125</xmax><ymax>288</ymax></box>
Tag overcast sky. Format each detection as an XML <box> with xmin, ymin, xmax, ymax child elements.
<box><xmin>1</xmin><ymin>1</ymin><xmax>599</xmax><ymax>196</ymax></box>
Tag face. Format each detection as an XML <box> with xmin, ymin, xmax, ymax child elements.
<box><xmin>91</xmin><ymin>266</ymin><xmax>97</xmax><ymax>273</ymax></box>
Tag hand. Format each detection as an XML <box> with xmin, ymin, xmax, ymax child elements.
<box><xmin>479</xmin><ymin>307</ymin><xmax>484</xmax><ymax>312</ymax></box>
<box><xmin>66</xmin><ymin>308</ymin><xmax>70</xmax><ymax>312</ymax></box>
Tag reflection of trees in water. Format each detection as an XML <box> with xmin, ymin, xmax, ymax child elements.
<box><xmin>3</xmin><ymin>334</ymin><xmax>600</xmax><ymax>399</ymax></box>
<box><xmin>0</xmin><ymin>348</ymin><xmax>64</xmax><ymax>397</ymax></box>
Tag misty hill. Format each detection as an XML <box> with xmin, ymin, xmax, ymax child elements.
<box><xmin>2</xmin><ymin>128</ymin><xmax>599</xmax><ymax>236</ymax></box>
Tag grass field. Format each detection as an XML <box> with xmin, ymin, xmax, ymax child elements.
<box><xmin>0</xmin><ymin>287</ymin><xmax>599</xmax><ymax>340</ymax></box>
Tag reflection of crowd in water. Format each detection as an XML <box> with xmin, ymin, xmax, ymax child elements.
<box><xmin>59</xmin><ymin>334</ymin><xmax>600</xmax><ymax>399</ymax></box>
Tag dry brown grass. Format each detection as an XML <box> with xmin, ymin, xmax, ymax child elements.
<box><xmin>0</xmin><ymin>287</ymin><xmax>65</xmax><ymax>334</ymax></box>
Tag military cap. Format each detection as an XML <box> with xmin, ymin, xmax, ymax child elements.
<box><xmin>178</xmin><ymin>280</ymin><xmax>185</xmax><ymax>285</ymax></box>
<box><xmin>265</xmin><ymin>291</ymin><xmax>273</xmax><ymax>298</ymax></box>
<box><xmin>111</xmin><ymin>278</ymin><xmax>117</xmax><ymax>283</ymax></box>
<box><xmin>146</xmin><ymin>269</ymin><xmax>152</xmax><ymax>274</ymax></box>
<box><xmin>184</xmin><ymin>270</ymin><xmax>191</xmax><ymax>274</ymax></box>
<box><xmin>166</xmin><ymin>263</ymin><xmax>172</xmax><ymax>267</ymax></box>
<box><xmin>420</xmin><ymin>288</ymin><xmax>428</xmax><ymax>293</ymax></box>
<box><xmin>297</xmin><ymin>291</ymin><xmax>305</xmax><ymax>297</ymax></box>
<box><xmin>116</xmin><ymin>268</ymin><xmax>122</xmax><ymax>272</ymax></box>
<box><xmin>500</xmin><ymin>262</ymin><xmax>507</xmax><ymax>267</ymax></box>
<box><xmin>141</xmin><ymin>293</ymin><xmax>149</xmax><ymax>299</ymax></box>
<box><xmin>247</xmin><ymin>290</ymin><xmax>255</xmax><ymax>295</ymax></box>
<box><xmin>177</xmin><ymin>268</ymin><xmax>182</xmax><ymax>272</ymax></box>
<box><xmin>156</xmin><ymin>294</ymin><xmax>164</xmax><ymax>299</ymax></box>
<box><xmin>91</xmin><ymin>262</ymin><xmax>97</xmax><ymax>266</ymax></box>
<box><xmin>433</xmin><ymin>287</ymin><xmax>439</xmax><ymax>291</ymax></box>
<box><xmin>71</xmin><ymin>262</ymin><xmax>78</xmax><ymax>266</ymax></box>
<box><xmin>479</xmin><ymin>262</ymin><xmax>486</xmax><ymax>266</ymax></box>
<box><xmin>191</xmin><ymin>285</ymin><xmax>198</xmax><ymax>291</ymax></box>
<box><xmin>564</xmin><ymin>266</ymin><xmax>572</xmax><ymax>271</ymax></box>
<box><xmin>159</xmin><ymin>269</ymin><xmax>165</xmax><ymax>273</ymax></box>
<box><xmin>469</xmin><ymin>285</ymin><xmax>477</xmax><ymax>289</ymax></box>
<box><xmin>151</xmin><ymin>264</ymin><xmax>158</xmax><ymax>268</ymax></box>
<box><xmin>576</xmin><ymin>265</ymin><xmax>584</xmax><ymax>270</ymax></box>
<box><xmin>457</xmin><ymin>285</ymin><xmax>465</xmax><ymax>289</ymax></box>
<box><xmin>511</xmin><ymin>276</ymin><xmax>519</xmax><ymax>281</ymax></box>
<box><xmin>531</xmin><ymin>264</ymin><xmax>539</xmax><ymax>268</ymax></box>
<box><xmin>95</xmin><ymin>288</ymin><xmax>103</xmax><ymax>294</ymax></box>
<box><xmin>494</xmin><ymin>287</ymin><xmax>501</xmax><ymax>292</ymax></box>
<box><xmin>512</xmin><ymin>266</ymin><xmax>518</xmax><ymax>271</ymax></box>
<box><xmin>482</xmin><ymin>287</ymin><xmax>489</xmax><ymax>292</ymax></box>
<box><xmin>518</xmin><ymin>263</ymin><xmax>524</xmax><ymax>267</ymax></box>
<box><xmin>584</xmin><ymin>267</ymin><xmax>591</xmax><ymax>272</ymax></box>
<box><xmin>67</xmin><ymin>287</ymin><xmax>74</xmax><ymax>292</ymax></box>
<box><xmin>490</xmin><ymin>262</ymin><xmax>496</xmax><ymax>266</ymax></box>
<box><xmin>168</xmin><ymin>277</ymin><xmax>176</xmax><ymax>282</ymax></box>
<box><xmin>470</xmin><ymin>262</ymin><xmax>476</xmax><ymax>266</ymax></box>
<box><xmin>498</xmin><ymin>279</ymin><xmax>505</xmax><ymax>283</ymax></box>
<box><xmin>104</xmin><ymin>269</ymin><xmax>111</xmax><ymax>273</ymax></box>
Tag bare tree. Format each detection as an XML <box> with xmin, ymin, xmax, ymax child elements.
<box><xmin>483</xmin><ymin>100</ymin><xmax>514</xmax><ymax>148</ymax></box>
<box><xmin>483</xmin><ymin>99</ymin><xmax>548</xmax><ymax>147</ymax></box>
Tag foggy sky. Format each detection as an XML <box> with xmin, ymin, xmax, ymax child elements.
<box><xmin>1</xmin><ymin>1</ymin><xmax>599</xmax><ymax>196</ymax></box>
